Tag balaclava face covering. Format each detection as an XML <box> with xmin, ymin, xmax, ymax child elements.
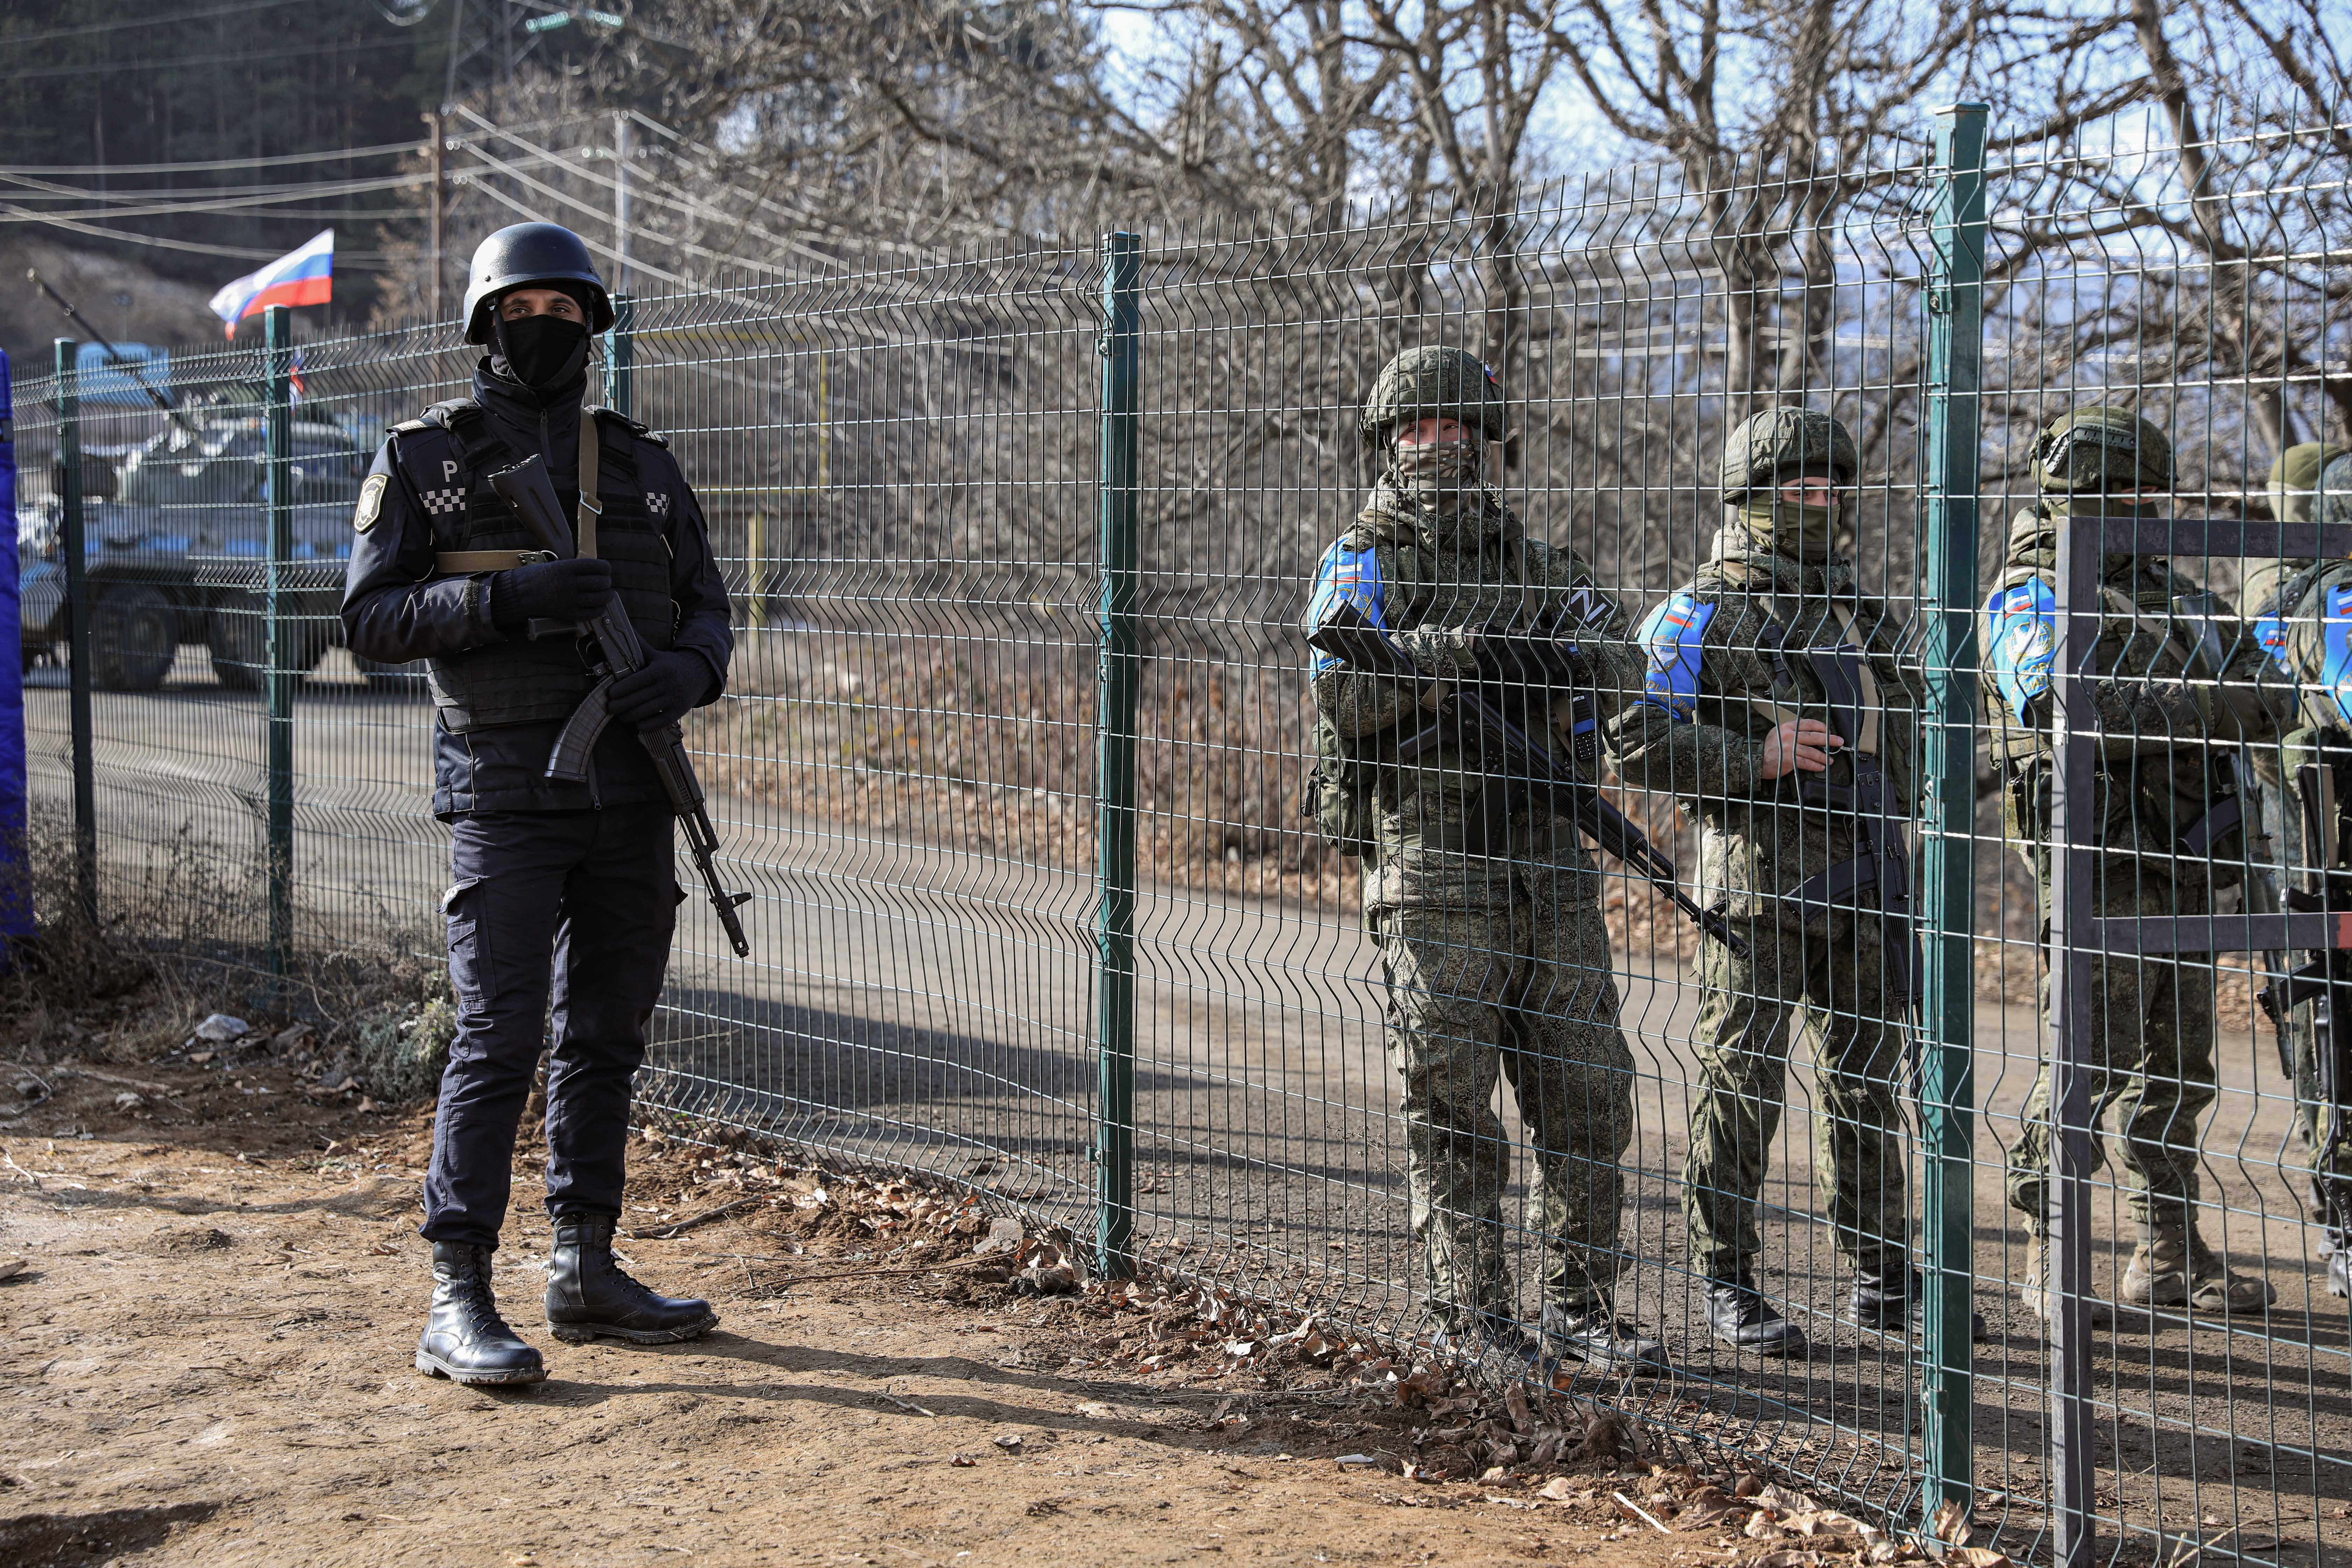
<box><xmin>1388</xmin><ymin>430</ymin><xmax>1488</xmax><ymax>537</ymax></box>
<box><xmin>1737</xmin><ymin>475</ymin><xmax>1839</xmax><ymax>563</ymax></box>
<box><xmin>489</xmin><ymin>288</ymin><xmax>592</xmax><ymax>392</ymax></box>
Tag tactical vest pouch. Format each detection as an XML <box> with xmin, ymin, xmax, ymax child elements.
<box><xmin>1305</xmin><ymin>717</ymin><xmax>1378</xmax><ymax>860</ymax></box>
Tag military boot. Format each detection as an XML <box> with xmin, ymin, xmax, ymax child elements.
<box><xmin>2118</xmin><ymin>1227</ymin><xmax>2275</xmax><ymax>1315</ymax></box>
<box><xmin>2020</xmin><ymin>1233</ymin><xmax>2114</xmax><ymax>1328</ymax></box>
<box><xmin>1702</xmin><ymin>1272</ymin><xmax>1807</xmax><ymax>1357</ymax></box>
<box><xmin>1849</xmin><ymin>1267</ymin><xmax>1990</xmax><ymax>1339</ymax></box>
<box><xmin>416</xmin><ymin>1242</ymin><xmax>546</xmax><ymax>1386</ymax></box>
<box><xmin>545</xmin><ymin>1214</ymin><xmax>719</xmax><ymax>1345</ymax></box>
<box><xmin>1430</xmin><ymin>1308</ymin><xmax>1541</xmax><ymax>1368</ymax></box>
<box><xmin>1539</xmin><ymin>1300</ymin><xmax>1668</xmax><ymax>1377</ymax></box>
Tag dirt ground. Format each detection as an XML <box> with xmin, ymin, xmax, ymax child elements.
<box><xmin>0</xmin><ymin>1024</ymin><xmax>1918</xmax><ymax>1568</ymax></box>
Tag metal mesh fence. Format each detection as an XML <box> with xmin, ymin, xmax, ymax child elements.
<box><xmin>9</xmin><ymin>100</ymin><xmax>2348</xmax><ymax>1567</ymax></box>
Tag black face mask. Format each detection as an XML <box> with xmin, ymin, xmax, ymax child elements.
<box><xmin>494</xmin><ymin>313</ymin><xmax>590</xmax><ymax>391</ymax></box>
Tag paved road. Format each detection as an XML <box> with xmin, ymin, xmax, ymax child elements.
<box><xmin>26</xmin><ymin>652</ymin><xmax>2352</xmax><ymax>1542</ymax></box>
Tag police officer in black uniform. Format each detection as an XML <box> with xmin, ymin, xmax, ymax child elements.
<box><xmin>342</xmin><ymin>224</ymin><xmax>734</xmax><ymax>1385</ymax></box>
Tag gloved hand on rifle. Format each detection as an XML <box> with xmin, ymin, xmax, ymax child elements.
<box><xmin>1388</xmin><ymin>622</ymin><xmax>1581</xmax><ymax>687</ymax></box>
<box><xmin>607</xmin><ymin>650</ymin><xmax>715</xmax><ymax>730</ymax></box>
<box><xmin>1475</xmin><ymin>629</ymin><xmax>1585</xmax><ymax>688</ymax></box>
<box><xmin>491</xmin><ymin>558</ymin><xmax>613</xmax><ymax>633</ymax></box>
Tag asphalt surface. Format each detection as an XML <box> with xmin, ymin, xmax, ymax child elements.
<box><xmin>23</xmin><ymin>645</ymin><xmax>2352</xmax><ymax>1556</ymax></box>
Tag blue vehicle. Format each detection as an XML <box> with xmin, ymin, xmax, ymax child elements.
<box><xmin>17</xmin><ymin>411</ymin><xmax>401</xmax><ymax>691</ymax></box>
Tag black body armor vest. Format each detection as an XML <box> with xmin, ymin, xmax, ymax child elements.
<box><xmin>387</xmin><ymin>400</ymin><xmax>676</xmax><ymax>732</ymax></box>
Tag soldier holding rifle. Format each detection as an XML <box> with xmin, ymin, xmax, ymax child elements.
<box><xmin>1611</xmin><ymin>408</ymin><xmax>1972</xmax><ymax>1357</ymax></box>
<box><xmin>2248</xmin><ymin>449</ymin><xmax>2352</xmax><ymax>1299</ymax></box>
<box><xmin>1303</xmin><ymin>346</ymin><xmax>1668</xmax><ymax>1376</ymax></box>
<box><xmin>1980</xmin><ymin>406</ymin><xmax>2276</xmax><ymax>1323</ymax></box>
<box><xmin>342</xmin><ymin>224</ymin><xmax>738</xmax><ymax>1385</ymax></box>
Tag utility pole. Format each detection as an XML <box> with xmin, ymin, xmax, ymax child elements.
<box><xmin>422</xmin><ymin>110</ymin><xmax>446</xmax><ymax>321</ymax></box>
<box><xmin>612</xmin><ymin>112</ymin><xmax>632</xmax><ymax>298</ymax></box>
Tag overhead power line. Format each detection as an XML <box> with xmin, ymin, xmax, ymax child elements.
<box><xmin>0</xmin><ymin>139</ymin><xmax>430</xmax><ymax>179</ymax></box>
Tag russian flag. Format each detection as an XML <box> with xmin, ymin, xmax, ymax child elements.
<box><xmin>209</xmin><ymin>230</ymin><xmax>333</xmax><ymax>338</ymax></box>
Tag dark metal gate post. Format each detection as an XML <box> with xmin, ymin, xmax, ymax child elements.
<box><xmin>606</xmin><ymin>293</ymin><xmax>635</xmax><ymax>418</ymax></box>
<box><xmin>53</xmin><ymin>340</ymin><xmax>95</xmax><ymax>924</ymax></box>
<box><xmin>263</xmin><ymin>306</ymin><xmax>296</xmax><ymax>989</ymax></box>
<box><xmin>1094</xmin><ymin>231</ymin><xmax>1141</xmax><ymax>1281</ymax></box>
<box><xmin>2045</xmin><ymin>505</ymin><xmax>2104</xmax><ymax>1568</ymax></box>
<box><xmin>1917</xmin><ymin>100</ymin><xmax>1988</xmax><ymax>1526</ymax></box>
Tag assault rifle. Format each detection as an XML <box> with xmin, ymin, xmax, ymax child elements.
<box><xmin>1307</xmin><ymin>597</ymin><xmax>1745</xmax><ymax>955</ymax></box>
<box><xmin>488</xmin><ymin>454</ymin><xmax>754</xmax><ymax>958</ymax></box>
<box><xmin>2264</xmin><ymin>760</ymin><xmax>2352</xmax><ymax>1295</ymax></box>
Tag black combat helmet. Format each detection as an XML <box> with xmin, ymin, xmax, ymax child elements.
<box><xmin>462</xmin><ymin>223</ymin><xmax>615</xmax><ymax>343</ymax></box>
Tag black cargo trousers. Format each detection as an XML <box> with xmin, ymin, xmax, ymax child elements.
<box><xmin>421</xmin><ymin>803</ymin><xmax>678</xmax><ymax>1247</ymax></box>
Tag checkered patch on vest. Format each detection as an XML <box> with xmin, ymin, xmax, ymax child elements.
<box><xmin>648</xmin><ymin>492</ymin><xmax>672</xmax><ymax>520</ymax></box>
<box><xmin>420</xmin><ymin>486</ymin><xmax>467</xmax><ymax>517</ymax></box>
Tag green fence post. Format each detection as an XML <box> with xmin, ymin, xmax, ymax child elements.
<box><xmin>1094</xmin><ymin>231</ymin><xmax>1141</xmax><ymax>1281</ymax></box>
<box><xmin>263</xmin><ymin>306</ymin><xmax>296</xmax><ymax>992</ymax></box>
<box><xmin>606</xmin><ymin>293</ymin><xmax>635</xmax><ymax>418</ymax></box>
<box><xmin>53</xmin><ymin>339</ymin><xmax>96</xmax><ymax>925</ymax></box>
<box><xmin>1918</xmin><ymin>102</ymin><xmax>1989</xmax><ymax>1530</ymax></box>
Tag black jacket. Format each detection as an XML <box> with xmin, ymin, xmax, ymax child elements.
<box><xmin>340</xmin><ymin>361</ymin><xmax>734</xmax><ymax>817</ymax></box>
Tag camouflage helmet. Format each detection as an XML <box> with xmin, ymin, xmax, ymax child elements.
<box><xmin>2319</xmin><ymin>451</ymin><xmax>2352</xmax><ymax>527</ymax></box>
<box><xmin>2030</xmin><ymin>406</ymin><xmax>2173</xmax><ymax>493</ymax></box>
<box><xmin>1357</xmin><ymin>346</ymin><xmax>1508</xmax><ymax>447</ymax></box>
<box><xmin>2268</xmin><ymin>441</ymin><xmax>2347</xmax><ymax>523</ymax></box>
<box><xmin>1718</xmin><ymin>407</ymin><xmax>1858</xmax><ymax>503</ymax></box>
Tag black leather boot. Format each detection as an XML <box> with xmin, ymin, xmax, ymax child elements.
<box><xmin>545</xmin><ymin>1213</ymin><xmax>719</xmax><ymax>1345</ymax></box>
<box><xmin>1539</xmin><ymin>1301</ymin><xmax>1670</xmax><ymax>1377</ymax></box>
<box><xmin>1852</xmin><ymin>1267</ymin><xmax>1990</xmax><ymax>1338</ymax></box>
<box><xmin>416</xmin><ymin>1242</ymin><xmax>546</xmax><ymax>1386</ymax></box>
<box><xmin>1704</xmin><ymin>1272</ymin><xmax>1807</xmax><ymax>1357</ymax></box>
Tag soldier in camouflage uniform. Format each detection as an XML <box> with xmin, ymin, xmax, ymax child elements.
<box><xmin>2247</xmin><ymin>448</ymin><xmax>2352</xmax><ymax>1298</ymax></box>
<box><xmin>1610</xmin><ymin>408</ymin><xmax>1961</xmax><ymax>1357</ymax></box>
<box><xmin>2241</xmin><ymin>442</ymin><xmax>2346</xmax><ymax>1228</ymax></box>
<box><xmin>1303</xmin><ymin>346</ymin><xmax>1665</xmax><ymax>1374</ymax></box>
<box><xmin>1980</xmin><ymin>406</ymin><xmax>2277</xmax><ymax>1321</ymax></box>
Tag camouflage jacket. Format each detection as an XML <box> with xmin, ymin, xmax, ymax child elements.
<box><xmin>1979</xmin><ymin>502</ymin><xmax>2278</xmax><ymax>898</ymax></box>
<box><xmin>1304</xmin><ymin>482</ymin><xmax>1639</xmax><ymax>906</ymax></box>
<box><xmin>1607</xmin><ymin>526</ymin><xmax>1920</xmax><ymax>922</ymax></box>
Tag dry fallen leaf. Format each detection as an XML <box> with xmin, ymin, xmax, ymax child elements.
<box><xmin>1931</xmin><ymin>1498</ymin><xmax>1976</xmax><ymax>1548</ymax></box>
<box><xmin>1538</xmin><ymin>1477</ymin><xmax>1579</xmax><ymax>1502</ymax></box>
<box><xmin>1947</xmin><ymin>1550</ymin><xmax>2014</xmax><ymax>1568</ymax></box>
<box><xmin>992</xmin><ymin>1434</ymin><xmax>1024</xmax><ymax>1452</ymax></box>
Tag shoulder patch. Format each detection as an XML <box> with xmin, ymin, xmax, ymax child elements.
<box><xmin>1983</xmin><ymin>575</ymin><xmax>2058</xmax><ymax>714</ymax></box>
<box><xmin>594</xmin><ymin>407</ymin><xmax>667</xmax><ymax>447</ymax></box>
<box><xmin>1635</xmin><ymin>590</ymin><xmax>1715</xmax><ymax>722</ymax></box>
<box><xmin>352</xmin><ymin>472</ymin><xmax>389</xmax><ymax>534</ymax></box>
<box><xmin>387</xmin><ymin>418</ymin><xmax>431</xmax><ymax>436</ymax></box>
<box><xmin>1304</xmin><ymin>538</ymin><xmax>1386</xmax><ymax>675</ymax></box>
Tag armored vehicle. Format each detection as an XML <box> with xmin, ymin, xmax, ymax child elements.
<box><xmin>19</xmin><ymin>409</ymin><xmax>410</xmax><ymax>691</ymax></box>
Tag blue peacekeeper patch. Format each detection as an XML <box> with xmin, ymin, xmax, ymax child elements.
<box><xmin>1984</xmin><ymin>578</ymin><xmax>2057</xmax><ymax>715</ymax></box>
<box><xmin>2322</xmin><ymin>582</ymin><xmax>2352</xmax><ymax>725</ymax></box>
<box><xmin>2253</xmin><ymin>608</ymin><xmax>2292</xmax><ymax>676</ymax></box>
<box><xmin>1636</xmin><ymin>590</ymin><xmax>1714</xmax><ymax>722</ymax></box>
<box><xmin>1304</xmin><ymin>539</ymin><xmax>1386</xmax><ymax>674</ymax></box>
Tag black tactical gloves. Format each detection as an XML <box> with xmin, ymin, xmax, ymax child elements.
<box><xmin>491</xmin><ymin>558</ymin><xmax>614</xmax><ymax>632</ymax></box>
<box><xmin>607</xmin><ymin>649</ymin><xmax>713</xmax><ymax>729</ymax></box>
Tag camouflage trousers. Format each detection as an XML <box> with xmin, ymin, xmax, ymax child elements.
<box><xmin>1683</xmin><ymin>908</ymin><xmax>1910</xmax><ymax>1281</ymax></box>
<box><xmin>1368</xmin><ymin>833</ymin><xmax>1635</xmax><ymax>1322</ymax></box>
<box><xmin>2005</xmin><ymin>874</ymin><xmax>2216</xmax><ymax>1235</ymax></box>
<box><xmin>2251</xmin><ymin>767</ymin><xmax>2352</xmax><ymax>1212</ymax></box>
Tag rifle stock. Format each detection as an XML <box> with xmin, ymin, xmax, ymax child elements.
<box><xmin>1306</xmin><ymin>600</ymin><xmax>1744</xmax><ymax>956</ymax></box>
<box><xmin>487</xmin><ymin>454</ymin><xmax>753</xmax><ymax>958</ymax></box>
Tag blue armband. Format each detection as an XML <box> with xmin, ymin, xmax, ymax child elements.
<box><xmin>1983</xmin><ymin>578</ymin><xmax>2057</xmax><ymax>715</ymax></box>
<box><xmin>1635</xmin><ymin>591</ymin><xmax>1713</xmax><ymax>722</ymax></box>
<box><xmin>1304</xmin><ymin>540</ymin><xmax>1386</xmax><ymax>674</ymax></box>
